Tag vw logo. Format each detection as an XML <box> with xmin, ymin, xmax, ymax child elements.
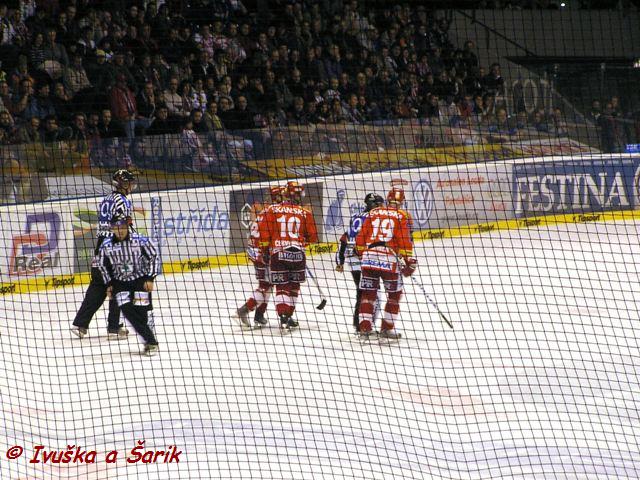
<box><xmin>412</xmin><ymin>180</ymin><xmax>434</xmax><ymax>228</ymax></box>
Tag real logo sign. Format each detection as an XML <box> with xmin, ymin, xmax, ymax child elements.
<box><xmin>10</xmin><ymin>212</ymin><xmax>62</xmax><ymax>276</ymax></box>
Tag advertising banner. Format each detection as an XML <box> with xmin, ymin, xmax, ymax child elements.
<box><xmin>322</xmin><ymin>162</ymin><xmax>514</xmax><ymax>242</ymax></box>
<box><xmin>512</xmin><ymin>157</ymin><xmax>640</xmax><ymax>217</ymax></box>
<box><xmin>149</xmin><ymin>189</ymin><xmax>230</xmax><ymax>262</ymax></box>
<box><xmin>242</xmin><ymin>138</ymin><xmax>596</xmax><ymax>180</ymax></box>
<box><xmin>0</xmin><ymin>204</ymin><xmax>74</xmax><ymax>284</ymax></box>
<box><xmin>228</xmin><ymin>182</ymin><xmax>325</xmax><ymax>254</ymax></box>
<box><xmin>3</xmin><ymin>153</ymin><xmax>639</xmax><ymax>296</ymax></box>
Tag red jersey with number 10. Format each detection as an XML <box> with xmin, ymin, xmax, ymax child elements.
<box><xmin>258</xmin><ymin>201</ymin><xmax>319</xmax><ymax>251</ymax></box>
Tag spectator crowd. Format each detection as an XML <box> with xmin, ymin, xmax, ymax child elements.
<box><xmin>0</xmin><ymin>0</ymin><xmax>521</xmax><ymax>146</ymax></box>
<box><xmin>0</xmin><ymin>0</ymin><xmax>636</xmax><ymax>180</ymax></box>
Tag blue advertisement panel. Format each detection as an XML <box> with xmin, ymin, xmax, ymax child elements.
<box><xmin>512</xmin><ymin>158</ymin><xmax>640</xmax><ymax>217</ymax></box>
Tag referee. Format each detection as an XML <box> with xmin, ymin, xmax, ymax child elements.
<box><xmin>98</xmin><ymin>215</ymin><xmax>160</xmax><ymax>357</ymax></box>
<box><xmin>71</xmin><ymin>169</ymin><xmax>136</xmax><ymax>340</ymax></box>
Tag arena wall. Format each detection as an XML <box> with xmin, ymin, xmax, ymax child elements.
<box><xmin>1</xmin><ymin>153</ymin><xmax>639</xmax><ymax>296</ymax></box>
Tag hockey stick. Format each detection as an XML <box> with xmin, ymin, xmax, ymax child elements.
<box><xmin>395</xmin><ymin>253</ymin><xmax>453</xmax><ymax>329</ymax></box>
<box><xmin>305</xmin><ymin>267</ymin><xmax>327</xmax><ymax>310</ymax></box>
<box><xmin>410</xmin><ymin>276</ymin><xmax>453</xmax><ymax>329</ymax></box>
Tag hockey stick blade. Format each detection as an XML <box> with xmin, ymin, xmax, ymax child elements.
<box><xmin>439</xmin><ymin>311</ymin><xmax>454</xmax><ymax>330</ymax></box>
<box><xmin>306</xmin><ymin>267</ymin><xmax>327</xmax><ymax>310</ymax></box>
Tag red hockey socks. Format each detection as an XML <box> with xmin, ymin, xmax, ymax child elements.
<box><xmin>381</xmin><ymin>290</ymin><xmax>402</xmax><ymax>330</ymax></box>
<box><xmin>275</xmin><ymin>283</ymin><xmax>299</xmax><ymax>317</ymax></box>
<box><xmin>247</xmin><ymin>281</ymin><xmax>272</xmax><ymax>312</ymax></box>
<box><xmin>358</xmin><ymin>289</ymin><xmax>378</xmax><ymax>332</ymax></box>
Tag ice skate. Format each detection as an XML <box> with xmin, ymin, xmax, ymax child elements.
<box><xmin>232</xmin><ymin>304</ymin><xmax>252</xmax><ymax>329</ymax></box>
<box><xmin>379</xmin><ymin>328</ymin><xmax>402</xmax><ymax>341</ymax></box>
<box><xmin>356</xmin><ymin>320</ymin><xmax>376</xmax><ymax>342</ymax></box>
<box><xmin>279</xmin><ymin>314</ymin><xmax>294</xmax><ymax>333</ymax></box>
<box><xmin>379</xmin><ymin>320</ymin><xmax>401</xmax><ymax>343</ymax></box>
<box><xmin>143</xmin><ymin>344</ymin><xmax>159</xmax><ymax>357</ymax></box>
<box><xmin>254</xmin><ymin>311</ymin><xmax>268</xmax><ymax>328</ymax></box>
<box><xmin>107</xmin><ymin>325</ymin><xmax>129</xmax><ymax>340</ymax></box>
<box><xmin>71</xmin><ymin>326</ymin><xmax>88</xmax><ymax>339</ymax></box>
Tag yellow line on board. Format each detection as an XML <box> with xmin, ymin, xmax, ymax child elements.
<box><xmin>413</xmin><ymin>209</ymin><xmax>640</xmax><ymax>242</ymax></box>
<box><xmin>3</xmin><ymin>209</ymin><xmax>640</xmax><ymax>297</ymax></box>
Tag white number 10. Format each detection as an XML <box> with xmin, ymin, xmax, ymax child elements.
<box><xmin>277</xmin><ymin>215</ymin><xmax>301</xmax><ymax>239</ymax></box>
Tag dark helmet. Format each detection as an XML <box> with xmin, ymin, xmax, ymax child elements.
<box><xmin>364</xmin><ymin>192</ymin><xmax>384</xmax><ymax>211</ymax></box>
<box><xmin>112</xmin><ymin>169</ymin><xmax>136</xmax><ymax>191</ymax></box>
<box><xmin>110</xmin><ymin>214</ymin><xmax>129</xmax><ymax>227</ymax></box>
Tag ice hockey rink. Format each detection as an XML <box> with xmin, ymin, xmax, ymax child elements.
<box><xmin>1</xmin><ymin>219</ymin><xmax>640</xmax><ymax>480</ymax></box>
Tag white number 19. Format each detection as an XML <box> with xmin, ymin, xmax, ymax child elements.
<box><xmin>370</xmin><ymin>218</ymin><xmax>394</xmax><ymax>242</ymax></box>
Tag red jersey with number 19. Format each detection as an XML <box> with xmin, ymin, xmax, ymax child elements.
<box><xmin>355</xmin><ymin>206</ymin><xmax>413</xmax><ymax>272</ymax></box>
<box><xmin>258</xmin><ymin>201</ymin><xmax>319</xmax><ymax>252</ymax></box>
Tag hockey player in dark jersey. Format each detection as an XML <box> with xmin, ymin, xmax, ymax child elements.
<box><xmin>336</xmin><ymin>193</ymin><xmax>384</xmax><ymax>331</ymax></box>
<box><xmin>71</xmin><ymin>169</ymin><xmax>136</xmax><ymax>340</ymax></box>
<box><xmin>98</xmin><ymin>215</ymin><xmax>160</xmax><ymax>357</ymax></box>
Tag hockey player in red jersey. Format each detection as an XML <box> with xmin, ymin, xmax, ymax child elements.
<box><xmin>257</xmin><ymin>181</ymin><xmax>319</xmax><ymax>330</ymax></box>
<box><xmin>355</xmin><ymin>187</ymin><xmax>417</xmax><ymax>339</ymax></box>
<box><xmin>233</xmin><ymin>185</ymin><xmax>284</xmax><ymax>328</ymax></box>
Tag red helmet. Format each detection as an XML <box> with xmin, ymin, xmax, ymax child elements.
<box><xmin>270</xmin><ymin>185</ymin><xmax>284</xmax><ymax>203</ymax></box>
<box><xmin>285</xmin><ymin>181</ymin><xmax>305</xmax><ymax>202</ymax></box>
<box><xmin>387</xmin><ymin>187</ymin><xmax>405</xmax><ymax>205</ymax></box>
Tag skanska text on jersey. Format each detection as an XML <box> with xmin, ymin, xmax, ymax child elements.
<box><xmin>270</xmin><ymin>205</ymin><xmax>307</xmax><ymax>214</ymax></box>
<box><xmin>373</xmin><ymin>208</ymin><xmax>405</xmax><ymax>219</ymax></box>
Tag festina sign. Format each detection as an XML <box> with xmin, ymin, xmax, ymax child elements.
<box><xmin>512</xmin><ymin>159</ymin><xmax>637</xmax><ymax>217</ymax></box>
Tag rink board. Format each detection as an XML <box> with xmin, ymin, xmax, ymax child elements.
<box><xmin>1</xmin><ymin>153</ymin><xmax>639</xmax><ymax>296</ymax></box>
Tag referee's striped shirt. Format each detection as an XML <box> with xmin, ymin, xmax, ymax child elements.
<box><xmin>97</xmin><ymin>192</ymin><xmax>133</xmax><ymax>239</ymax></box>
<box><xmin>98</xmin><ymin>233</ymin><xmax>160</xmax><ymax>284</ymax></box>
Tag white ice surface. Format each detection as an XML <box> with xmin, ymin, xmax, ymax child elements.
<box><xmin>1</xmin><ymin>220</ymin><xmax>640</xmax><ymax>479</ymax></box>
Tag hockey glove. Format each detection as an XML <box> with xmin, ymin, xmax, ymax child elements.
<box><xmin>401</xmin><ymin>257</ymin><xmax>417</xmax><ymax>277</ymax></box>
<box><xmin>257</xmin><ymin>249</ymin><xmax>270</xmax><ymax>267</ymax></box>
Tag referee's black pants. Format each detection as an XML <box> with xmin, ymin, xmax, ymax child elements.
<box><xmin>113</xmin><ymin>279</ymin><xmax>158</xmax><ymax>346</ymax></box>
<box><xmin>73</xmin><ymin>267</ymin><xmax>121</xmax><ymax>332</ymax></box>
<box><xmin>351</xmin><ymin>271</ymin><xmax>362</xmax><ymax>329</ymax></box>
